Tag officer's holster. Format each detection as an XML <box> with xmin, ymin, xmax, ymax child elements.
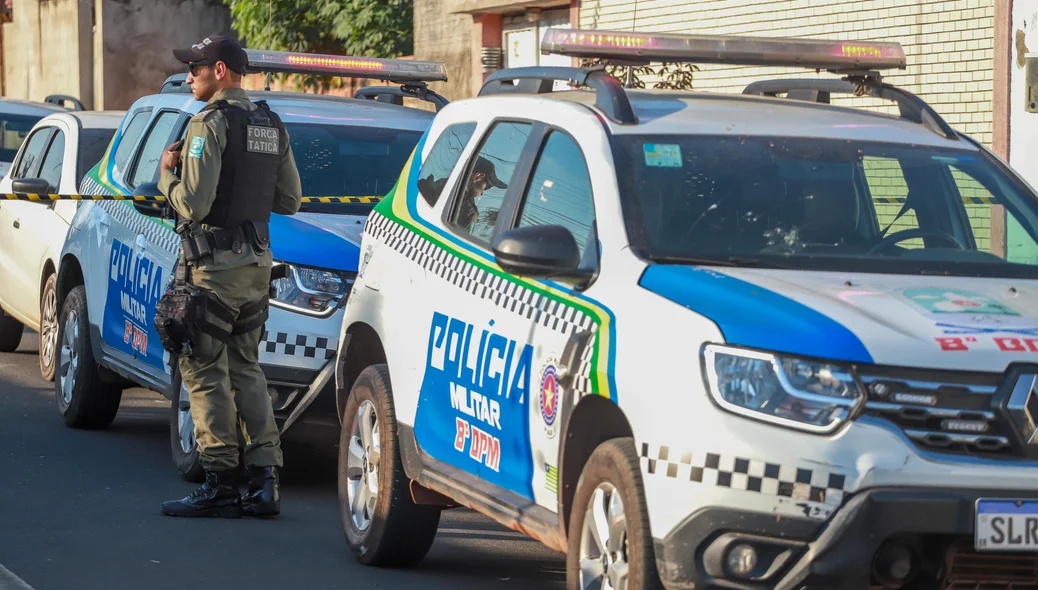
<box><xmin>154</xmin><ymin>228</ymin><xmax>268</xmax><ymax>362</ymax></box>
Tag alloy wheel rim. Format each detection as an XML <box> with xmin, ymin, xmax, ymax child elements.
<box><xmin>345</xmin><ymin>400</ymin><xmax>381</xmax><ymax>532</ymax></box>
<box><xmin>579</xmin><ymin>482</ymin><xmax>630</xmax><ymax>590</ymax></box>
<box><xmin>58</xmin><ymin>309</ymin><xmax>79</xmax><ymax>406</ymax></box>
<box><xmin>177</xmin><ymin>383</ymin><xmax>196</xmax><ymax>454</ymax></box>
<box><xmin>41</xmin><ymin>287</ymin><xmax>57</xmax><ymax>369</ymax></box>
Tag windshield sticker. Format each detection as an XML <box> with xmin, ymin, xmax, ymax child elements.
<box><xmin>643</xmin><ymin>143</ymin><xmax>682</xmax><ymax>168</ymax></box>
<box><xmin>188</xmin><ymin>136</ymin><xmax>206</xmax><ymax>159</ymax></box>
<box><xmin>903</xmin><ymin>288</ymin><xmax>1019</xmax><ymax>316</ymax></box>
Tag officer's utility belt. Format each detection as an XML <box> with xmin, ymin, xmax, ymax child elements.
<box><xmin>179</xmin><ymin>219</ymin><xmax>270</xmax><ymax>262</ymax></box>
<box><xmin>155</xmin><ymin>283</ymin><xmax>270</xmax><ymax>357</ymax></box>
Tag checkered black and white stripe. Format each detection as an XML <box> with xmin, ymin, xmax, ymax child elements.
<box><xmin>364</xmin><ymin>212</ymin><xmax>600</xmax><ymax>397</ymax></box>
<box><xmin>639</xmin><ymin>443</ymin><xmax>849</xmax><ymax>508</ymax></box>
<box><xmin>570</xmin><ymin>332</ymin><xmax>596</xmax><ymax>397</ymax></box>
<box><xmin>97</xmin><ymin>199</ymin><xmax>182</xmax><ymax>254</ymax></box>
<box><xmin>261</xmin><ymin>330</ymin><xmax>338</xmax><ymax>359</ymax></box>
<box><xmin>365</xmin><ymin>212</ymin><xmax>596</xmax><ymax>335</ymax></box>
<box><xmin>78</xmin><ymin>176</ymin><xmax>181</xmax><ymax>255</ymax></box>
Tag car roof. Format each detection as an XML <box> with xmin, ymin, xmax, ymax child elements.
<box><xmin>72</xmin><ymin>110</ymin><xmax>127</xmax><ymax>129</ymax></box>
<box><xmin>130</xmin><ymin>90</ymin><xmax>435</xmax><ymax>132</ymax></box>
<box><xmin>457</xmin><ymin>87</ymin><xmax>973</xmax><ymax>151</ymax></box>
<box><xmin>37</xmin><ymin>110</ymin><xmax>126</xmax><ymax>130</ymax></box>
<box><xmin>0</xmin><ymin>98</ymin><xmax>69</xmax><ymax>117</ymax></box>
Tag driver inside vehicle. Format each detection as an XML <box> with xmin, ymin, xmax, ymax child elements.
<box><xmin>455</xmin><ymin>156</ymin><xmax>508</xmax><ymax>233</ymax></box>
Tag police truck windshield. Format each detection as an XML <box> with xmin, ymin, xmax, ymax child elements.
<box><xmin>613</xmin><ymin>135</ymin><xmax>1038</xmax><ymax>279</ymax></box>
<box><xmin>285</xmin><ymin>123</ymin><xmax>423</xmax><ymax>215</ymax></box>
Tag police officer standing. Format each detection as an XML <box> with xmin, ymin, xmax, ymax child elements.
<box><xmin>158</xmin><ymin>35</ymin><xmax>302</xmax><ymax>518</ymax></box>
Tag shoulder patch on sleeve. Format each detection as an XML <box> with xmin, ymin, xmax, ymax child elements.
<box><xmin>188</xmin><ymin>136</ymin><xmax>206</xmax><ymax>158</ymax></box>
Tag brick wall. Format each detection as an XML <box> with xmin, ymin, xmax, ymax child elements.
<box><xmin>414</xmin><ymin>0</ymin><xmax>474</xmax><ymax>108</ymax></box>
<box><xmin>579</xmin><ymin>0</ymin><xmax>1000</xmax><ymax>253</ymax></box>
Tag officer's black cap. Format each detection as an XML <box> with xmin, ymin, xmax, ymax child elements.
<box><xmin>173</xmin><ymin>35</ymin><xmax>248</xmax><ymax>75</ymax></box>
<box><xmin>473</xmin><ymin>156</ymin><xmax>507</xmax><ymax>189</ymax></box>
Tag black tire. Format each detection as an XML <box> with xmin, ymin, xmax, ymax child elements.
<box><xmin>338</xmin><ymin>364</ymin><xmax>440</xmax><ymax>567</ymax></box>
<box><xmin>39</xmin><ymin>273</ymin><xmax>58</xmax><ymax>381</ymax></box>
<box><xmin>55</xmin><ymin>285</ymin><xmax>122</xmax><ymax>429</ymax></box>
<box><xmin>0</xmin><ymin>304</ymin><xmax>23</xmax><ymax>353</ymax></box>
<box><xmin>566</xmin><ymin>438</ymin><xmax>664</xmax><ymax>590</ymax></box>
<box><xmin>169</xmin><ymin>360</ymin><xmax>205</xmax><ymax>483</ymax></box>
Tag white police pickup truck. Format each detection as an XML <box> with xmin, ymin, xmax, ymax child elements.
<box><xmin>331</xmin><ymin>29</ymin><xmax>1038</xmax><ymax>590</ymax></box>
<box><xmin>54</xmin><ymin>51</ymin><xmax>446</xmax><ymax>482</ymax></box>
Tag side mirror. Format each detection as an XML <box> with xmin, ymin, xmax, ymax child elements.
<box><xmin>12</xmin><ymin>178</ymin><xmax>52</xmax><ymax>195</ymax></box>
<box><xmin>492</xmin><ymin>225</ymin><xmax>582</xmax><ymax>279</ymax></box>
<box><xmin>132</xmin><ymin>181</ymin><xmax>168</xmax><ymax>218</ymax></box>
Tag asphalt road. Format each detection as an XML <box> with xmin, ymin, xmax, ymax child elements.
<box><xmin>0</xmin><ymin>330</ymin><xmax>566</xmax><ymax>590</ymax></box>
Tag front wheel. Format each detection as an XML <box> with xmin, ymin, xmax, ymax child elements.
<box><xmin>169</xmin><ymin>360</ymin><xmax>204</xmax><ymax>483</ymax></box>
<box><xmin>55</xmin><ymin>285</ymin><xmax>122</xmax><ymax>429</ymax></box>
<box><xmin>566</xmin><ymin>438</ymin><xmax>663</xmax><ymax>590</ymax></box>
<box><xmin>338</xmin><ymin>364</ymin><xmax>441</xmax><ymax>567</ymax></box>
<box><xmin>39</xmin><ymin>273</ymin><xmax>58</xmax><ymax>381</ymax></box>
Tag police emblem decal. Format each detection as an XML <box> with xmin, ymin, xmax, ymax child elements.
<box><xmin>539</xmin><ymin>358</ymin><xmax>560</xmax><ymax>439</ymax></box>
<box><xmin>188</xmin><ymin>136</ymin><xmax>206</xmax><ymax>159</ymax></box>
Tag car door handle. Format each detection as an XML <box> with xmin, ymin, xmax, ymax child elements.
<box><xmin>135</xmin><ymin>234</ymin><xmax>148</xmax><ymax>250</ymax></box>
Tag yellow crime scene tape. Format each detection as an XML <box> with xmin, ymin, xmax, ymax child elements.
<box><xmin>873</xmin><ymin>195</ymin><xmax>996</xmax><ymax>205</ymax></box>
<box><xmin>0</xmin><ymin>193</ymin><xmax>383</xmax><ymax>204</ymax></box>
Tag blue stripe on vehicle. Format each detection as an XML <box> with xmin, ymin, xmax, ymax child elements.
<box><xmin>268</xmin><ymin>214</ymin><xmax>361</xmax><ymax>272</ymax></box>
<box><xmin>638</xmin><ymin>265</ymin><xmax>873</xmax><ymax>363</ymax></box>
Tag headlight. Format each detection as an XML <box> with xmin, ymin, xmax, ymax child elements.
<box><xmin>702</xmin><ymin>344</ymin><xmax>863</xmax><ymax>434</ymax></box>
<box><xmin>270</xmin><ymin>264</ymin><xmax>354</xmax><ymax>317</ymax></box>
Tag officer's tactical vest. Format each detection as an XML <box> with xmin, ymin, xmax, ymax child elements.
<box><xmin>200</xmin><ymin>99</ymin><xmax>286</xmax><ymax>229</ymax></box>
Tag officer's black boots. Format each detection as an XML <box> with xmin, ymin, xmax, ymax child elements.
<box><xmin>161</xmin><ymin>470</ymin><xmax>243</xmax><ymax>518</ymax></box>
<box><xmin>241</xmin><ymin>466</ymin><xmax>280</xmax><ymax>518</ymax></box>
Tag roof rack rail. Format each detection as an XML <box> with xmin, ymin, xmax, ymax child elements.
<box><xmin>742</xmin><ymin>78</ymin><xmax>958</xmax><ymax>140</ymax></box>
<box><xmin>354</xmin><ymin>85</ymin><xmax>449</xmax><ymax>111</ymax></box>
<box><xmin>477</xmin><ymin>29</ymin><xmax>924</xmax><ymax>128</ymax></box>
<box><xmin>44</xmin><ymin>94</ymin><xmax>85</xmax><ymax>111</ymax></box>
<box><xmin>478</xmin><ymin>66</ymin><xmax>637</xmax><ymax>124</ymax></box>
<box><xmin>160</xmin><ymin>73</ymin><xmax>192</xmax><ymax>94</ymax></box>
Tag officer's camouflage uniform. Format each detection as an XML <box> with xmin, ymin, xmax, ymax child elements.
<box><xmin>158</xmin><ymin>88</ymin><xmax>302</xmax><ymax>472</ymax></box>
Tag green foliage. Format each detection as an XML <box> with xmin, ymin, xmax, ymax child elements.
<box><xmin>579</xmin><ymin>58</ymin><xmax>699</xmax><ymax>90</ymax></box>
<box><xmin>223</xmin><ymin>0</ymin><xmax>413</xmax><ymax>91</ymax></box>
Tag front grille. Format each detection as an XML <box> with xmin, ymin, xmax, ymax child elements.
<box><xmin>858</xmin><ymin>368</ymin><xmax>1014</xmax><ymax>458</ymax></box>
<box><xmin>944</xmin><ymin>539</ymin><xmax>1038</xmax><ymax>589</ymax></box>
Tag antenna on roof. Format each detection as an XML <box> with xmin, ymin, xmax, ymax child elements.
<box><xmin>265</xmin><ymin>0</ymin><xmax>272</xmax><ymax>91</ymax></box>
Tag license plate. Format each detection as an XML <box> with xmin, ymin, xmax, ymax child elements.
<box><xmin>975</xmin><ymin>499</ymin><xmax>1038</xmax><ymax>551</ymax></box>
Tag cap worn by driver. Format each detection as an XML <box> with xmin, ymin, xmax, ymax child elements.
<box><xmin>473</xmin><ymin>156</ymin><xmax>508</xmax><ymax>189</ymax></box>
<box><xmin>173</xmin><ymin>35</ymin><xmax>248</xmax><ymax>75</ymax></box>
